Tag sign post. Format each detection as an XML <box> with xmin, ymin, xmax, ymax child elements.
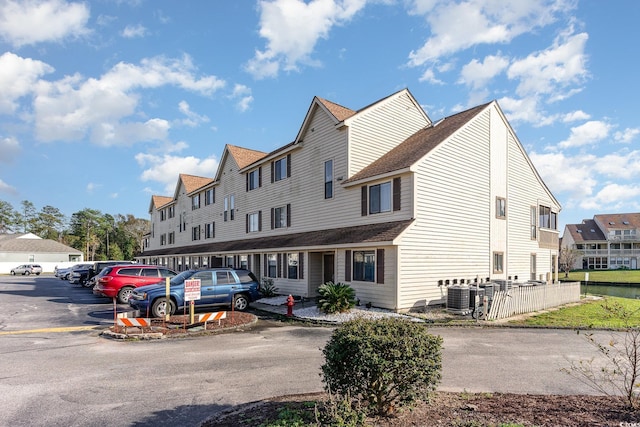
<box><xmin>184</xmin><ymin>279</ymin><xmax>201</xmax><ymax>324</ymax></box>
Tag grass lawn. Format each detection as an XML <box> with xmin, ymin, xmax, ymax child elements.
<box><xmin>510</xmin><ymin>295</ymin><xmax>640</xmax><ymax>328</ymax></box>
<box><xmin>562</xmin><ymin>269</ymin><xmax>640</xmax><ymax>283</ymax></box>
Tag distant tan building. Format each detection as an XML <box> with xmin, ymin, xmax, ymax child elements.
<box><xmin>561</xmin><ymin>213</ymin><xmax>640</xmax><ymax>270</ymax></box>
<box><xmin>137</xmin><ymin>89</ymin><xmax>561</xmax><ymax>311</ymax></box>
<box><xmin>0</xmin><ymin>233</ymin><xmax>84</xmax><ymax>274</ymax></box>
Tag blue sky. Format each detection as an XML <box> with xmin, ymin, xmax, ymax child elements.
<box><xmin>0</xmin><ymin>0</ymin><xmax>638</xmax><ymax>233</ymax></box>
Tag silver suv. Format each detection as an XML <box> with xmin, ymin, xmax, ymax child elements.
<box><xmin>10</xmin><ymin>264</ymin><xmax>43</xmax><ymax>275</ymax></box>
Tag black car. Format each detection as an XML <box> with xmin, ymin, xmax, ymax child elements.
<box><xmin>82</xmin><ymin>260</ymin><xmax>136</xmax><ymax>288</ymax></box>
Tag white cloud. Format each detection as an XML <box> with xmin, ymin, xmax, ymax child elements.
<box><xmin>122</xmin><ymin>24</ymin><xmax>147</xmax><ymax>38</ymax></box>
<box><xmin>529</xmin><ymin>150</ymin><xmax>596</xmax><ymax>199</ymax></box>
<box><xmin>32</xmin><ymin>55</ymin><xmax>225</xmax><ymax>145</ymax></box>
<box><xmin>0</xmin><ymin>52</ymin><xmax>54</xmax><ymax>114</ymax></box>
<box><xmin>86</xmin><ymin>182</ymin><xmax>99</xmax><ymax>193</ymax></box>
<box><xmin>562</xmin><ymin>110</ymin><xmax>590</xmax><ymax>122</ymax></box>
<box><xmin>558</xmin><ymin>120</ymin><xmax>610</xmax><ymax>149</ymax></box>
<box><xmin>592</xmin><ymin>151</ymin><xmax>640</xmax><ymax>180</ymax></box>
<box><xmin>246</xmin><ymin>0</ymin><xmax>367</xmax><ymax>79</ymax></box>
<box><xmin>580</xmin><ymin>183</ymin><xmax>640</xmax><ymax>211</ymax></box>
<box><xmin>230</xmin><ymin>84</ymin><xmax>254</xmax><ymax>112</ymax></box>
<box><xmin>177</xmin><ymin>101</ymin><xmax>210</xmax><ymax>127</ymax></box>
<box><xmin>407</xmin><ymin>0</ymin><xmax>573</xmax><ymax>67</ymax></box>
<box><xmin>507</xmin><ymin>30</ymin><xmax>588</xmax><ymax>98</ymax></box>
<box><xmin>459</xmin><ymin>54</ymin><xmax>509</xmax><ymax>89</ymax></box>
<box><xmin>0</xmin><ymin>178</ymin><xmax>17</xmax><ymax>195</ymax></box>
<box><xmin>0</xmin><ymin>0</ymin><xmax>90</xmax><ymax>47</ymax></box>
<box><xmin>418</xmin><ymin>68</ymin><xmax>444</xmax><ymax>84</ymax></box>
<box><xmin>135</xmin><ymin>152</ymin><xmax>219</xmax><ymax>194</ymax></box>
<box><xmin>614</xmin><ymin>128</ymin><xmax>640</xmax><ymax>144</ymax></box>
<box><xmin>0</xmin><ymin>136</ymin><xmax>21</xmax><ymax>163</ymax></box>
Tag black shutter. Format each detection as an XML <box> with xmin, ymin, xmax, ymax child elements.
<box><xmin>246</xmin><ymin>174</ymin><xmax>249</xmax><ymax>192</ymax></box>
<box><xmin>263</xmin><ymin>254</ymin><xmax>268</xmax><ymax>276</ymax></box>
<box><xmin>245</xmin><ymin>214</ymin><xmax>249</xmax><ymax>233</ymax></box>
<box><xmin>286</xmin><ymin>204</ymin><xmax>291</xmax><ymax>227</ymax></box>
<box><xmin>258</xmin><ymin>210</ymin><xmax>262</xmax><ymax>231</ymax></box>
<box><xmin>376</xmin><ymin>249</ymin><xmax>385</xmax><ymax>284</ymax></box>
<box><xmin>212</xmin><ymin>188</ymin><xmax>215</xmax><ymax>203</ymax></box>
<box><xmin>258</xmin><ymin>166</ymin><xmax>262</xmax><ymax>187</ymax></box>
<box><xmin>393</xmin><ymin>177</ymin><xmax>401</xmax><ymax>211</ymax></box>
<box><xmin>361</xmin><ymin>186</ymin><xmax>368</xmax><ymax>216</ymax></box>
<box><xmin>277</xmin><ymin>253</ymin><xmax>282</xmax><ymax>278</ymax></box>
<box><xmin>299</xmin><ymin>252</ymin><xmax>304</xmax><ymax>279</ymax></box>
<box><xmin>271</xmin><ymin>161</ymin><xmax>274</xmax><ymax>183</ymax></box>
<box><xmin>270</xmin><ymin>207</ymin><xmax>275</xmax><ymax>229</ymax></box>
<box><xmin>212</xmin><ymin>222</ymin><xmax>215</xmax><ymax>238</ymax></box>
<box><xmin>282</xmin><ymin>253</ymin><xmax>288</xmax><ymax>279</ymax></box>
<box><xmin>345</xmin><ymin>250</ymin><xmax>351</xmax><ymax>281</ymax></box>
<box><xmin>247</xmin><ymin>255</ymin><xmax>252</xmax><ymax>272</ymax></box>
<box><xmin>286</xmin><ymin>154</ymin><xmax>291</xmax><ymax>177</ymax></box>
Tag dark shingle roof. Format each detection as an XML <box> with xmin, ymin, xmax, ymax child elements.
<box><xmin>566</xmin><ymin>220</ymin><xmax>606</xmax><ymax>242</ymax></box>
<box><xmin>345</xmin><ymin>102</ymin><xmax>491</xmax><ymax>183</ymax></box>
<box><xmin>140</xmin><ymin>220</ymin><xmax>413</xmax><ymax>256</ymax></box>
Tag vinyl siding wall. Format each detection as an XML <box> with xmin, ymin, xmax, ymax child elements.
<box><xmin>398</xmin><ymin>109</ymin><xmax>493</xmax><ymax>308</ymax></box>
<box><xmin>349</xmin><ymin>92</ymin><xmax>430</xmax><ymax>177</ymax></box>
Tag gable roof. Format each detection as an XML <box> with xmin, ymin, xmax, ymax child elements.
<box><xmin>0</xmin><ymin>233</ymin><xmax>82</xmax><ymax>254</ymax></box>
<box><xmin>179</xmin><ymin>173</ymin><xmax>214</xmax><ymax>194</ymax></box>
<box><xmin>226</xmin><ymin>144</ymin><xmax>268</xmax><ymax>169</ymax></box>
<box><xmin>316</xmin><ymin>97</ymin><xmax>356</xmax><ymax>122</ymax></box>
<box><xmin>595</xmin><ymin>213</ymin><xmax>640</xmax><ymax>233</ymax></box>
<box><xmin>344</xmin><ymin>102</ymin><xmax>491</xmax><ymax>184</ymax></box>
<box><xmin>565</xmin><ymin>219</ymin><xmax>606</xmax><ymax>242</ymax></box>
<box><xmin>151</xmin><ymin>195</ymin><xmax>173</xmax><ymax>210</ymax></box>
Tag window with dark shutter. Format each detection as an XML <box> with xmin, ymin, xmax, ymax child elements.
<box><xmin>361</xmin><ymin>187</ymin><xmax>367</xmax><ymax>216</ymax></box>
<box><xmin>263</xmin><ymin>254</ymin><xmax>268</xmax><ymax>276</ymax></box>
<box><xmin>287</xmin><ymin>154</ymin><xmax>291</xmax><ymax>177</ymax></box>
<box><xmin>286</xmin><ymin>204</ymin><xmax>291</xmax><ymax>227</ymax></box>
<box><xmin>345</xmin><ymin>250</ymin><xmax>351</xmax><ymax>281</ymax></box>
<box><xmin>245</xmin><ymin>214</ymin><xmax>249</xmax><ymax>233</ymax></box>
<box><xmin>393</xmin><ymin>177</ymin><xmax>401</xmax><ymax>211</ymax></box>
<box><xmin>271</xmin><ymin>161</ymin><xmax>275</xmax><ymax>183</ymax></box>
<box><xmin>258</xmin><ymin>210</ymin><xmax>262</xmax><ymax>231</ymax></box>
<box><xmin>376</xmin><ymin>249</ymin><xmax>385</xmax><ymax>284</ymax></box>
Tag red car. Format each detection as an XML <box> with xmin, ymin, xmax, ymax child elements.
<box><xmin>93</xmin><ymin>265</ymin><xmax>177</xmax><ymax>304</ymax></box>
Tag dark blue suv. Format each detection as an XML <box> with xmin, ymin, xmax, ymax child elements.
<box><xmin>128</xmin><ymin>268</ymin><xmax>261</xmax><ymax>318</ymax></box>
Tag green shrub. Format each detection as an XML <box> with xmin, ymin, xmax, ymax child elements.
<box><xmin>260</xmin><ymin>278</ymin><xmax>279</xmax><ymax>297</ymax></box>
<box><xmin>321</xmin><ymin>317</ymin><xmax>443</xmax><ymax>416</ymax></box>
<box><xmin>317</xmin><ymin>282</ymin><xmax>356</xmax><ymax>314</ymax></box>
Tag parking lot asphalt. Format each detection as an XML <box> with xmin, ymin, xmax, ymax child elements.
<box><xmin>0</xmin><ymin>275</ymin><xmax>618</xmax><ymax>426</ymax></box>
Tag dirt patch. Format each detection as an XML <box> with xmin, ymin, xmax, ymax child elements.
<box><xmin>106</xmin><ymin>311</ymin><xmax>257</xmax><ymax>337</ymax></box>
<box><xmin>203</xmin><ymin>391</ymin><xmax>640</xmax><ymax>426</ymax></box>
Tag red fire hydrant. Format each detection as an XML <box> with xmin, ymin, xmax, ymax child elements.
<box><xmin>286</xmin><ymin>295</ymin><xmax>295</xmax><ymax>317</ymax></box>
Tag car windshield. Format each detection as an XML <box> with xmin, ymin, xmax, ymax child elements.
<box><xmin>169</xmin><ymin>270</ymin><xmax>197</xmax><ymax>286</ymax></box>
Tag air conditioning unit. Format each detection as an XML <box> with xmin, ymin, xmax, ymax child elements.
<box><xmin>447</xmin><ymin>285</ymin><xmax>470</xmax><ymax>314</ymax></box>
<box><xmin>493</xmin><ymin>279</ymin><xmax>513</xmax><ymax>292</ymax></box>
<box><xmin>480</xmin><ymin>283</ymin><xmax>495</xmax><ymax>301</ymax></box>
<box><xmin>469</xmin><ymin>287</ymin><xmax>485</xmax><ymax>309</ymax></box>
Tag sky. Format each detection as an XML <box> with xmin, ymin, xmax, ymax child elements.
<box><xmin>0</xmin><ymin>0</ymin><xmax>639</xmax><ymax>234</ymax></box>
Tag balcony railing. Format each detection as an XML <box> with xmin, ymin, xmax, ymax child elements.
<box><xmin>609</xmin><ymin>234</ymin><xmax>639</xmax><ymax>241</ymax></box>
<box><xmin>579</xmin><ymin>249</ymin><xmax>640</xmax><ymax>257</ymax></box>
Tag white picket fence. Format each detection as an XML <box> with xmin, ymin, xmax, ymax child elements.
<box><xmin>486</xmin><ymin>282</ymin><xmax>581</xmax><ymax>320</ymax></box>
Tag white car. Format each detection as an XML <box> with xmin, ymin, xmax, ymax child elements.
<box><xmin>10</xmin><ymin>264</ymin><xmax>43</xmax><ymax>275</ymax></box>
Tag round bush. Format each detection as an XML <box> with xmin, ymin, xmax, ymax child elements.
<box><xmin>321</xmin><ymin>317</ymin><xmax>442</xmax><ymax>416</ymax></box>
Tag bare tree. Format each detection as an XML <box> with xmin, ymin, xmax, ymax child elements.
<box><xmin>559</xmin><ymin>246</ymin><xmax>581</xmax><ymax>278</ymax></box>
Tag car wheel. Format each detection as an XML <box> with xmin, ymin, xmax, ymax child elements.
<box><xmin>10</xmin><ymin>271</ymin><xmax>15</xmax><ymax>275</ymax></box>
<box><xmin>25</xmin><ymin>271</ymin><xmax>30</xmax><ymax>276</ymax></box>
<box><xmin>233</xmin><ymin>294</ymin><xmax>249</xmax><ymax>311</ymax></box>
<box><xmin>36</xmin><ymin>273</ymin><xmax>41</xmax><ymax>276</ymax></box>
<box><xmin>151</xmin><ymin>298</ymin><xmax>175</xmax><ymax>318</ymax></box>
<box><xmin>117</xmin><ymin>287</ymin><xmax>135</xmax><ymax>304</ymax></box>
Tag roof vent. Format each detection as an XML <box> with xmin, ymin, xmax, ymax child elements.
<box><xmin>623</xmin><ymin>221</ymin><xmax>630</xmax><ymax>225</ymax></box>
<box><xmin>577</xmin><ymin>230</ymin><xmax>582</xmax><ymax>233</ymax></box>
<box><xmin>609</xmin><ymin>222</ymin><xmax>615</xmax><ymax>225</ymax></box>
<box><xmin>591</xmin><ymin>229</ymin><xmax>596</xmax><ymax>232</ymax></box>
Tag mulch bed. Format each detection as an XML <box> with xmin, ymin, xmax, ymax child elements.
<box><xmin>107</xmin><ymin>311</ymin><xmax>257</xmax><ymax>337</ymax></box>
<box><xmin>203</xmin><ymin>391</ymin><xmax>640</xmax><ymax>426</ymax></box>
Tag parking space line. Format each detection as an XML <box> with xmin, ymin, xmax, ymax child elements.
<box><xmin>0</xmin><ymin>325</ymin><xmax>102</xmax><ymax>335</ymax></box>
